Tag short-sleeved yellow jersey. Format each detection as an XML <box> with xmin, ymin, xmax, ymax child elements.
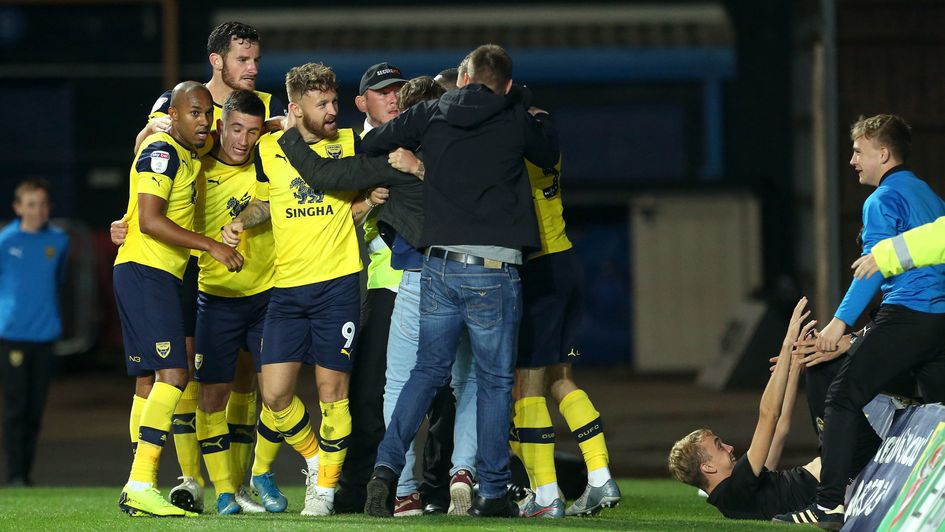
<box><xmin>527</xmin><ymin>158</ymin><xmax>573</xmax><ymax>258</ymax></box>
<box><xmin>195</xmin><ymin>153</ymin><xmax>275</xmax><ymax>297</ymax></box>
<box><xmin>114</xmin><ymin>132</ymin><xmax>201</xmax><ymax>279</ymax></box>
<box><xmin>255</xmin><ymin>130</ymin><xmax>362</xmax><ymax>288</ymax></box>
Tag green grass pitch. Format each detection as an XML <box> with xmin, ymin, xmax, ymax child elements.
<box><xmin>0</xmin><ymin>479</ymin><xmax>789</xmax><ymax>531</ymax></box>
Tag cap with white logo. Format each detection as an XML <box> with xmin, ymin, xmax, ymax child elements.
<box><xmin>359</xmin><ymin>62</ymin><xmax>407</xmax><ymax>95</ymax></box>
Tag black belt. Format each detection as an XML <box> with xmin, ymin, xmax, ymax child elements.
<box><xmin>426</xmin><ymin>247</ymin><xmax>506</xmax><ymax>269</ymax></box>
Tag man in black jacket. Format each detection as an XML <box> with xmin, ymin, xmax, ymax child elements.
<box><xmin>359</xmin><ymin>44</ymin><xmax>559</xmax><ymax>518</ymax></box>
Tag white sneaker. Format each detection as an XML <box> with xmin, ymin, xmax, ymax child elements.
<box><xmin>234</xmin><ymin>485</ymin><xmax>266</xmax><ymax>513</ymax></box>
<box><xmin>300</xmin><ymin>469</ymin><xmax>335</xmax><ymax>516</ymax></box>
<box><xmin>169</xmin><ymin>476</ymin><xmax>204</xmax><ymax>514</ymax></box>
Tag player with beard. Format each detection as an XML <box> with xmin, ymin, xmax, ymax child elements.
<box><xmin>117</xmin><ymin>21</ymin><xmax>284</xmax><ymax>513</ymax></box>
<box><xmin>221</xmin><ymin>63</ymin><xmax>362</xmax><ymax>517</ymax></box>
<box><xmin>333</xmin><ymin>62</ymin><xmax>413</xmax><ymax>515</ymax></box>
<box><xmin>115</xmin><ymin>81</ymin><xmax>243</xmax><ymax>517</ymax></box>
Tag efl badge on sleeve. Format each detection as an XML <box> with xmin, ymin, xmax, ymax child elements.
<box><xmin>9</xmin><ymin>349</ymin><xmax>23</xmax><ymax>368</ymax></box>
<box><xmin>325</xmin><ymin>144</ymin><xmax>343</xmax><ymax>159</ymax></box>
<box><xmin>195</xmin><ymin>353</ymin><xmax>203</xmax><ymax>370</ymax></box>
<box><xmin>155</xmin><ymin>341</ymin><xmax>172</xmax><ymax>359</ymax></box>
<box><xmin>151</xmin><ymin>151</ymin><xmax>171</xmax><ymax>174</ymax></box>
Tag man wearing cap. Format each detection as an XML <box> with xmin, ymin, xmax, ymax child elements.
<box><xmin>333</xmin><ymin>62</ymin><xmax>408</xmax><ymax>514</ymax></box>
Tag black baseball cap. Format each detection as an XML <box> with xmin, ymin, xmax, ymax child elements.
<box><xmin>359</xmin><ymin>63</ymin><xmax>407</xmax><ymax>95</ymax></box>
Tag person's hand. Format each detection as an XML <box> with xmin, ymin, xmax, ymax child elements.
<box><xmin>283</xmin><ymin>111</ymin><xmax>296</xmax><ymax>131</ymax></box>
<box><xmin>852</xmin><ymin>253</ymin><xmax>883</xmax><ymax>280</ymax></box>
<box><xmin>796</xmin><ymin>318</ymin><xmax>818</xmax><ymax>344</ymax></box>
<box><xmin>207</xmin><ymin>241</ymin><xmax>243</xmax><ymax>272</ymax></box>
<box><xmin>110</xmin><ymin>220</ymin><xmax>128</xmax><ymax>246</ymax></box>
<box><xmin>815</xmin><ymin>317</ymin><xmax>847</xmax><ymax>352</ymax></box>
<box><xmin>369</xmin><ymin>187</ymin><xmax>390</xmax><ymax>206</ymax></box>
<box><xmin>221</xmin><ymin>221</ymin><xmax>244</xmax><ymax>247</ymax></box>
<box><xmin>781</xmin><ymin>297</ymin><xmax>811</xmax><ymax>349</ymax></box>
<box><xmin>388</xmin><ymin>148</ymin><xmax>421</xmax><ymax>176</ymax></box>
<box><xmin>794</xmin><ymin>334</ymin><xmax>852</xmax><ymax>367</ymax></box>
<box><xmin>148</xmin><ymin>115</ymin><xmax>172</xmax><ymax>135</ymax></box>
<box><xmin>282</xmin><ymin>111</ymin><xmax>298</xmax><ymax>131</ymax></box>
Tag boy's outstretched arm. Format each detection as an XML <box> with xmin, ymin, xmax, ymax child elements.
<box><xmin>746</xmin><ymin>297</ymin><xmax>812</xmax><ymax>475</ymax></box>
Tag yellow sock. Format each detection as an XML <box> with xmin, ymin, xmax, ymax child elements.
<box><xmin>510</xmin><ymin>399</ymin><xmax>525</xmax><ymax>482</ymax></box>
<box><xmin>251</xmin><ymin>405</ymin><xmax>284</xmax><ymax>477</ymax></box>
<box><xmin>197</xmin><ymin>408</ymin><xmax>235</xmax><ymax>496</ymax></box>
<box><xmin>130</xmin><ymin>394</ymin><xmax>146</xmax><ymax>452</ymax></box>
<box><xmin>129</xmin><ymin>382</ymin><xmax>182</xmax><ymax>484</ymax></box>
<box><xmin>317</xmin><ymin>399</ymin><xmax>351</xmax><ymax>489</ymax></box>
<box><xmin>271</xmin><ymin>396</ymin><xmax>318</xmax><ymax>460</ymax></box>
<box><xmin>559</xmin><ymin>389</ymin><xmax>609</xmax><ymax>472</ymax></box>
<box><xmin>516</xmin><ymin>396</ymin><xmax>557</xmax><ymax>489</ymax></box>
<box><xmin>227</xmin><ymin>390</ymin><xmax>256</xmax><ymax>487</ymax></box>
<box><xmin>172</xmin><ymin>381</ymin><xmax>204</xmax><ymax>486</ymax></box>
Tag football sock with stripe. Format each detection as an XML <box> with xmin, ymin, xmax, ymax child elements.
<box><xmin>516</xmin><ymin>396</ymin><xmax>559</xmax><ymax>505</ymax></box>
<box><xmin>129</xmin><ymin>382</ymin><xmax>182</xmax><ymax>485</ymax></box>
<box><xmin>559</xmin><ymin>389</ymin><xmax>611</xmax><ymax>487</ymax></box>
<box><xmin>317</xmin><ymin>399</ymin><xmax>351</xmax><ymax>489</ymax></box>
<box><xmin>197</xmin><ymin>408</ymin><xmax>235</xmax><ymax>496</ymax></box>
<box><xmin>251</xmin><ymin>404</ymin><xmax>284</xmax><ymax>477</ymax></box>
<box><xmin>227</xmin><ymin>390</ymin><xmax>256</xmax><ymax>486</ymax></box>
<box><xmin>271</xmin><ymin>396</ymin><xmax>318</xmax><ymax>461</ymax></box>
<box><xmin>172</xmin><ymin>381</ymin><xmax>205</xmax><ymax>487</ymax></box>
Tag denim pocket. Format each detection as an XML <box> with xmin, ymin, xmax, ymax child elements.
<box><xmin>460</xmin><ymin>283</ymin><xmax>502</xmax><ymax>329</ymax></box>
<box><xmin>420</xmin><ymin>275</ymin><xmax>438</xmax><ymax>315</ymax></box>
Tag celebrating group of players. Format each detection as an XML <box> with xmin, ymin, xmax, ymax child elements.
<box><xmin>110</xmin><ymin>21</ymin><xmax>621</xmax><ymax>519</ymax></box>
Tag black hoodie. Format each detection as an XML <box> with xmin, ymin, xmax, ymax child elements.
<box><xmin>360</xmin><ymin>83</ymin><xmax>559</xmax><ymax>251</ymax></box>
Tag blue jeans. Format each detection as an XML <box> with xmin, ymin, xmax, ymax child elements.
<box><xmin>376</xmin><ymin>255</ymin><xmax>522</xmax><ymax>499</ymax></box>
<box><xmin>384</xmin><ymin>270</ymin><xmax>478</xmax><ymax>497</ymax></box>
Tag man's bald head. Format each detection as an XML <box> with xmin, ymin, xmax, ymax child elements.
<box><xmin>170</xmin><ymin>80</ymin><xmax>212</xmax><ymax>109</ymax></box>
<box><xmin>168</xmin><ymin>81</ymin><xmax>214</xmax><ymax>150</ymax></box>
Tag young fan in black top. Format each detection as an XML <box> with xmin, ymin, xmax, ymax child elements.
<box><xmin>669</xmin><ymin>298</ymin><xmax>822</xmax><ymax>520</ymax></box>
<box><xmin>705</xmin><ymin>441</ymin><xmax>818</xmax><ymax>519</ymax></box>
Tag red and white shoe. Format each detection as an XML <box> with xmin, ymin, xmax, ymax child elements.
<box><xmin>393</xmin><ymin>492</ymin><xmax>423</xmax><ymax>517</ymax></box>
<box><xmin>448</xmin><ymin>469</ymin><xmax>475</xmax><ymax>516</ymax></box>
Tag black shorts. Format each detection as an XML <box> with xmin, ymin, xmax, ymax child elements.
<box><xmin>516</xmin><ymin>249</ymin><xmax>583</xmax><ymax>368</ymax></box>
<box><xmin>194</xmin><ymin>289</ymin><xmax>270</xmax><ymax>383</ymax></box>
<box><xmin>261</xmin><ymin>274</ymin><xmax>360</xmax><ymax>372</ymax></box>
<box><xmin>114</xmin><ymin>263</ymin><xmax>186</xmax><ymax>376</ymax></box>
<box><xmin>180</xmin><ymin>255</ymin><xmax>199</xmax><ymax>337</ymax></box>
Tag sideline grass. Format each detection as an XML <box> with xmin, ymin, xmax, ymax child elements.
<box><xmin>0</xmin><ymin>479</ymin><xmax>787</xmax><ymax>531</ymax></box>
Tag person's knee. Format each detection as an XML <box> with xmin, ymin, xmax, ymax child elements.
<box><xmin>316</xmin><ymin>368</ymin><xmax>350</xmax><ymax>403</ymax></box>
<box><xmin>198</xmin><ymin>383</ymin><xmax>230</xmax><ymax>412</ymax></box>
<box><xmin>259</xmin><ymin>377</ymin><xmax>292</xmax><ymax>411</ymax></box>
<box><xmin>263</xmin><ymin>391</ymin><xmax>292</xmax><ymax>412</ymax></box>
<box><xmin>155</xmin><ymin>368</ymin><xmax>189</xmax><ymax>389</ymax></box>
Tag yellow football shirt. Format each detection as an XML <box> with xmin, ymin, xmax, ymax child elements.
<box><xmin>527</xmin><ymin>158</ymin><xmax>573</xmax><ymax>258</ymax></box>
<box><xmin>255</xmin><ymin>129</ymin><xmax>362</xmax><ymax>288</ymax></box>
<box><xmin>114</xmin><ymin>132</ymin><xmax>201</xmax><ymax>279</ymax></box>
<box><xmin>146</xmin><ymin>88</ymin><xmax>281</xmax><ymax>261</ymax></box>
<box><xmin>195</xmin><ymin>153</ymin><xmax>275</xmax><ymax>297</ymax></box>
